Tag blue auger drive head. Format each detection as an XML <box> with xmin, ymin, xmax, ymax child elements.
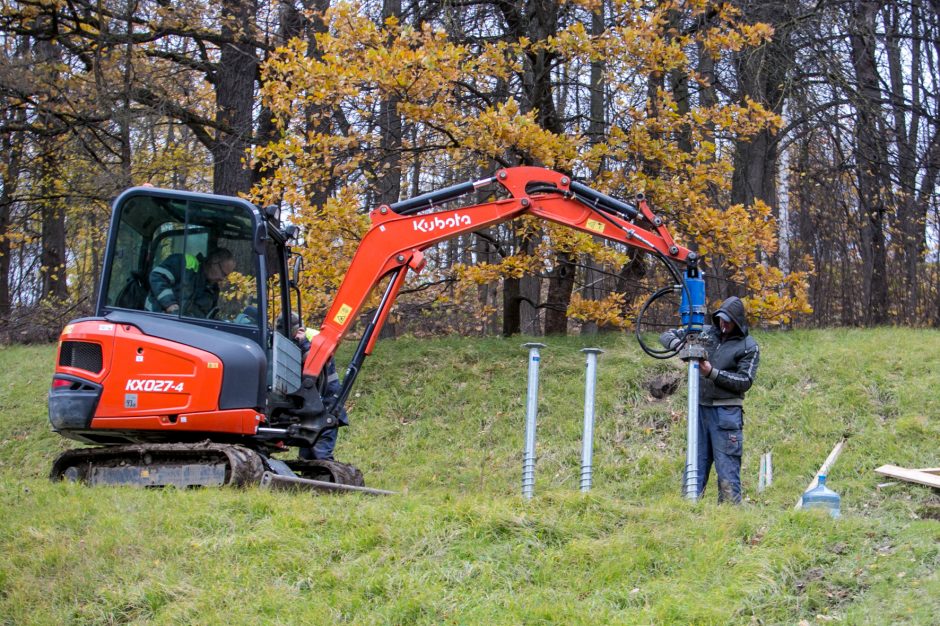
<box><xmin>680</xmin><ymin>255</ymin><xmax>706</xmax><ymax>333</ymax></box>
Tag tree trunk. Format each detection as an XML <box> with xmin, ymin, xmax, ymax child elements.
<box><xmin>32</xmin><ymin>32</ymin><xmax>69</xmax><ymax>303</ymax></box>
<box><xmin>849</xmin><ymin>0</ymin><xmax>890</xmax><ymax>324</ymax></box>
<box><xmin>884</xmin><ymin>2</ymin><xmax>921</xmax><ymax>322</ymax></box>
<box><xmin>544</xmin><ymin>252</ymin><xmax>575</xmax><ymax>334</ymax></box>
<box><xmin>0</xmin><ymin>96</ymin><xmax>26</xmax><ymax>317</ymax></box>
<box><xmin>729</xmin><ymin>2</ymin><xmax>790</xmax><ymax>209</ymax></box>
<box><xmin>502</xmin><ymin>276</ymin><xmax>521</xmax><ymax>336</ymax></box>
<box><xmin>377</xmin><ymin>0</ymin><xmax>402</xmax><ymax>206</ymax></box>
<box><xmin>213</xmin><ymin>0</ymin><xmax>258</xmax><ymax>196</ymax></box>
<box><xmin>581</xmin><ymin>3</ymin><xmax>606</xmax><ymax>336</ymax></box>
<box><xmin>39</xmin><ymin>165</ymin><xmax>69</xmax><ymax>303</ymax></box>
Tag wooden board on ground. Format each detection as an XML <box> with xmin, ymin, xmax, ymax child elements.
<box><xmin>874</xmin><ymin>465</ymin><xmax>940</xmax><ymax>489</ymax></box>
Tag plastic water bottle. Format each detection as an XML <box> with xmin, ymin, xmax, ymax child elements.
<box><xmin>801</xmin><ymin>474</ymin><xmax>841</xmax><ymax>518</ymax></box>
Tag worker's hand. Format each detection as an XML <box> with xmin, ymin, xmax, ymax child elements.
<box><xmin>700</xmin><ymin>360</ymin><xmax>712</xmax><ymax>376</ymax></box>
<box><xmin>166</xmin><ymin>304</ymin><xmax>180</xmax><ymax>314</ymax></box>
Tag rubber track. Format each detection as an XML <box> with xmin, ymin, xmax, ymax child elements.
<box><xmin>50</xmin><ymin>442</ymin><xmax>266</xmax><ymax>487</ymax></box>
<box><xmin>284</xmin><ymin>459</ymin><xmax>366</xmax><ymax>487</ymax></box>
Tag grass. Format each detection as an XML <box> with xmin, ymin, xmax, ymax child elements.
<box><xmin>0</xmin><ymin>329</ymin><xmax>938</xmax><ymax>624</ymax></box>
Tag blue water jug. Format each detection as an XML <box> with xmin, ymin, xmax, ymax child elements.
<box><xmin>801</xmin><ymin>474</ymin><xmax>841</xmax><ymax>518</ymax></box>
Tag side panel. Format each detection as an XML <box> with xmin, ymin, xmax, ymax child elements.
<box><xmin>88</xmin><ymin>409</ymin><xmax>262</xmax><ymax>435</ymax></box>
<box><xmin>104</xmin><ymin>311</ymin><xmax>267</xmax><ymax>410</ymax></box>
<box><xmin>95</xmin><ymin>324</ymin><xmax>224</xmax><ymax>418</ymax></box>
<box><xmin>271</xmin><ymin>331</ymin><xmax>302</xmax><ymax>395</ymax></box>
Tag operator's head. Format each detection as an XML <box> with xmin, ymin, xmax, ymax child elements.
<box><xmin>712</xmin><ymin>296</ymin><xmax>747</xmax><ymax>337</ymax></box>
<box><xmin>715</xmin><ymin>310</ymin><xmax>735</xmax><ymax>335</ymax></box>
<box><xmin>204</xmin><ymin>248</ymin><xmax>235</xmax><ymax>284</ymax></box>
<box><xmin>276</xmin><ymin>312</ymin><xmax>302</xmax><ymax>335</ymax></box>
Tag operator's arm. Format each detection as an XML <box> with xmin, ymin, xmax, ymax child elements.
<box><xmin>149</xmin><ymin>255</ymin><xmax>180</xmax><ymax>313</ymax></box>
<box><xmin>660</xmin><ymin>327</ymin><xmax>689</xmax><ymax>351</ymax></box>
<box><xmin>705</xmin><ymin>339</ymin><xmax>759</xmax><ymax>393</ymax></box>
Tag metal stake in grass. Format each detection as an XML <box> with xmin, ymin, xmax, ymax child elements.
<box><xmin>580</xmin><ymin>348</ymin><xmax>603</xmax><ymax>492</ymax></box>
<box><xmin>522</xmin><ymin>343</ymin><xmax>546</xmax><ymax>499</ymax></box>
<box><xmin>679</xmin><ymin>335</ymin><xmax>707</xmax><ymax>501</ymax></box>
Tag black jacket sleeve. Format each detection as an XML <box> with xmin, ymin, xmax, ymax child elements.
<box><xmin>709</xmin><ymin>340</ymin><xmax>759</xmax><ymax>393</ymax></box>
<box><xmin>659</xmin><ymin>327</ymin><xmax>689</xmax><ymax>351</ymax></box>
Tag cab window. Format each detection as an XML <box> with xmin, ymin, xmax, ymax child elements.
<box><xmin>103</xmin><ymin>194</ymin><xmax>260</xmax><ymax>326</ymax></box>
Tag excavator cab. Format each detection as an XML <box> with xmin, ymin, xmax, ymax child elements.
<box><xmin>50</xmin><ymin>187</ymin><xmax>305</xmax><ymax>448</ymax></box>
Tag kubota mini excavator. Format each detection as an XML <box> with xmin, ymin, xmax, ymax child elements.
<box><xmin>48</xmin><ymin>167</ymin><xmax>700</xmax><ymax>492</ymax></box>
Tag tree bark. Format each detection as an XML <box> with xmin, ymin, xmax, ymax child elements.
<box><xmin>544</xmin><ymin>252</ymin><xmax>575</xmax><ymax>334</ymax></box>
<box><xmin>213</xmin><ymin>0</ymin><xmax>258</xmax><ymax>196</ymax></box>
<box><xmin>849</xmin><ymin>0</ymin><xmax>890</xmax><ymax>324</ymax></box>
<box><xmin>377</xmin><ymin>0</ymin><xmax>403</xmax><ymax>206</ymax></box>
<box><xmin>502</xmin><ymin>275</ymin><xmax>521</xmax><ymax>336</ymax></box>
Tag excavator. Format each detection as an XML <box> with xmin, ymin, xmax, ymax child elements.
<box><xmin>48</xmin><ymin>166</ymin><xmax>702</xmax><ymax>493</ymax></box>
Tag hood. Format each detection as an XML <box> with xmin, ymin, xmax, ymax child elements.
<box><xmin>712</xmin><ymin>296</ymin><xmax>749</xmax><ymax>337</ymax></box>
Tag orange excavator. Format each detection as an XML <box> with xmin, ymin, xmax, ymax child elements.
<box><xmin>48</xmin><ymin>167</ymin><xmax>694</xmax><ymax>492</ymax></box>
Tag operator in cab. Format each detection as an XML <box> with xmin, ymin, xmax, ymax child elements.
<box><xmin>660</xmin><ymin>296</ymin><xmax>760</xmax><ymax>504</ymax></box>
<box><xmin>146</xmin><ymin>248</ymin><xmax>236</xmax><ymax>318</ymax></box>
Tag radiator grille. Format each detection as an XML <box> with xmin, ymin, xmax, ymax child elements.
<box><xmin>59</xmin><ymin>341</ymin><xmax>103</xmax><ymax>374</ymax></box>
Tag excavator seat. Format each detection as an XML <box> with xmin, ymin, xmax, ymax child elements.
<box><xmin>113</xmin><ymin>270</ymin><xmax>150</xmax><ymax>311</ymax></box>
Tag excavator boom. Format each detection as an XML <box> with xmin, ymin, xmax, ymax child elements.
<box><xmin>301</xmin><ymin>166</ymin><xmax>690</xmax><ymax>415</ymax></box>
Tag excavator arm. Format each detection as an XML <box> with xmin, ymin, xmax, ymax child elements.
<box><xmin>300</xmin><ymin>167</ymin><xmax>691</xmax><ymax>416</ymax></box>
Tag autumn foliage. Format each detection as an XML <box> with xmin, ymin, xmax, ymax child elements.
<box><xmin>250</xmin><ymin>0</ymin><xmax>810</xmax><ymax>332</ymax></box>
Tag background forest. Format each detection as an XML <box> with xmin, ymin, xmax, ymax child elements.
<box><xmin>1</xmin><ymin>0</ymin><xmax>939</xmax><ymax>341</ymax></box>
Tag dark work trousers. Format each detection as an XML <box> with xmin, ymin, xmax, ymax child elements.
<box><xmin>697</xmin><ymin>405</ymin><xmax>744</xmax><ymax>504</ymax></box>
<box><xmin>312</xmin><ymin>426</ymin><xmax>337</xmax><ymax>461</ymax></box>
<box><xmin>298</xmin><ymin>426</ymin><xmax>338</xmax><ymax>461</ymax></box>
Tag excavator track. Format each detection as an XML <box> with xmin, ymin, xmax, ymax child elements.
<box><xmin>50</xmin><ymin>443</ymin><xmax>393</xmax><ymax>495</ymax></box>
<box><xmin>50</xmin><ymin>442</ymin><xmax>265</xmax><ymax>488</ymax></box>
<box><xmin>284</xmin><ymin>459</ymin><xmax>366</xmax><ymax>486</ymax></box>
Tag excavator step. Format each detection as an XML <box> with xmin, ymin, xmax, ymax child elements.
<box><xmin>258</xmin><ymin>472</ymin><xmax>395</xmax><ymax>495</ymax></box>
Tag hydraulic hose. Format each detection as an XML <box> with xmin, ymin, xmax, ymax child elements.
<box><xmin>526</xmin><ymin>180</ymin><xmax>693</xmax><ymax>359</ymax></box>
<box><xmin>634</xmin><ymin>285</ymin><xmax>683</xmax><ymax>359</ymax></box>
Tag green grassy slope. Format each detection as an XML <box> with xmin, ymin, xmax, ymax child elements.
<box><xmin>0</xmin><ymin>330</ymin><xmax>938</xmax><ymax>625</ymax></box>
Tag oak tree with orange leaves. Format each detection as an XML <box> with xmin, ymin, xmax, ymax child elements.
<box><xmin>251</xmin><ymin>0</ymin><xmax>811</xmax><ymax>335</ymax></box>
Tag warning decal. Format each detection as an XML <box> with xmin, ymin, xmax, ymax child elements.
<box><xmin>333</xmin><ymin>304</ymin><xmax>353</xmax><ymax>325</ymax></box>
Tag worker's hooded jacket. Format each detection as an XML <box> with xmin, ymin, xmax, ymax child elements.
<box><xmin>660</xmin><ymin>296</ymin><xmax>760</xmax><ymax>407</ymax></box>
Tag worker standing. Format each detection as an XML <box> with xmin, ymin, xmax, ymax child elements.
<box><xmin>660</xmin><ymin>296</ymin><xmax>760</xmax><ymax>504</ymax></box>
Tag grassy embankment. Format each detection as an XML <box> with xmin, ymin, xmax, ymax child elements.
<box><xmin>0</xmin><ymin>329</ymin><xmax>938</xmax><ymax>624</ymax></box>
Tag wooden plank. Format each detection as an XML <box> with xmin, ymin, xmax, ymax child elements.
<box><xmin>795</xmin><ymin>439</ymin><xmax>846</xmax><ymax>509</ymax></box>
<box><xmin>874</xmin><ymin>465</ymin><xmax>940</xmax><ymax>489</ymax></box>
<box><xmin>916</xmin><ymin>467</ymin><xmax>940</xmax><ymax>475</ymax></box>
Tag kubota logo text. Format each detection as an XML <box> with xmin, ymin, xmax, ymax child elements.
<box><xmin>125</xmin><ymin>379</ymin><xmax>184</xmax><ymax>393</ymax></box>
<box><xmin>413</xmin><ymin>213</ymin><xmax>471</xmax><ymax>233</ymax></box>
